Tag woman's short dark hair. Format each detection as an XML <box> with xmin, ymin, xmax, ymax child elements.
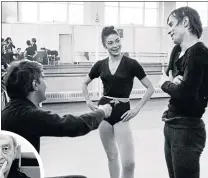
<box><xmin>26</xmin><ymin>40</ymin><xmax>31</xmax><ymax>46</ymax></box>
<box><xmin>5</xmin><ymin>60</ymin><xmax>43</xmax><ymax>98</ymax></box>
<box><xmin>167</xmin><ymin>6</ymin><xmax>203</xmax><ymax>39</ymax></box>
<box><xmin>32</xmin><ymin>38</ymin><xmax>36</xmax><ymax>43</ymax></box>
<box><xmin>101</xmin><ymin>26</ymin><xmax>119</xmax><ymax>47</ymax></box>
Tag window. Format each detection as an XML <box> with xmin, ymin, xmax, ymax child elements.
<box><xmin>144</xmin><ymin>2</ymin><xmax>158</xmax><ymax>26</ymax></box>
<box><xmin>120</xmin><ymin>7</ymin><xmax>143</xmax><ymax>25</ymax></box>
<box><xmin>188</xmin><ymin>2</ymin><xmax>208</xmax><ymax>27</ymax></box>
<box><xmin>176</xmin><ymin>2</ymin><xmax>188</xmax><ymax>8</ymax></box>
<box><xmin>68</xmin><ymin>2</ymin><xmax>84</xmax><ymax>24</ymax></box>
<box><xmin>39</xmin><ymin>2</ymin><xmax>67</xmax><ymax>22</ymax></box>
<box><xmin>144</xmin><ymin>9</ymin><xmax>157</xmax><ymax>26</ymax></box>
<box><xmin>176</xmin><ymin>2</ymin><xmax>208</xmax><ymax>27</ymax></box>
<box><xmin>120</xmin><ymin>2</ymin><xmax>143</xmax><ymax>25</ymax></box>
<box><xmin>104</xmin><ymin>2</ymin><xmax>159</xmax><ymax>26</ymax></box>
<box><xmin>19</xmin><ymin>2</ymin><xmax>37</xmax><ymax>23</ymax></box>
<box><xmin>104</xmin><ymin>2</ymin><xmax>119</xmax><ymax>25</ymax></box>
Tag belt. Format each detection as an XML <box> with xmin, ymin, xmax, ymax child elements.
<box><xmin>103</xmin><ymin>96</ymin><xmax>129</xmax><ymax>106</ymax></box>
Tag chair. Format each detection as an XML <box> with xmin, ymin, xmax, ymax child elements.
<box><xmin>37</xmin><ymin>50</ymin><xmax>49</xmax><ymax>65</ymax></box>
<box><xmin>20</xmin><ymin>152</ymin><xmax>40</xmax><ymax>178</ymax></box>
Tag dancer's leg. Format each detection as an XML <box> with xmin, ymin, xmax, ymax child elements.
<box><xmin>114</xmin><ymin>121</ymin><xmax>135</xmax><ymax>178</ymax></box>
<box><xmin>99</xmin><ymin>120</ymin><xmax>120</xmax><ymax>178</ymax></box>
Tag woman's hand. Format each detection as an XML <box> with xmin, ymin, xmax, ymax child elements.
<box><xmin>121</xmin><ymin>107</ymin><xmax>140</xmax><ymax>122</ymax></box>
<box><xmin>86</xmin><ymin>101</ymin><xmax>98</xmax><ymax>111</ymax></box>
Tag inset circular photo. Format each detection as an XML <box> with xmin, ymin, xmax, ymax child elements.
<box><xmin>0</xmin><ymin>130</ymin><xmax>44</xmax><ymax>178</ymax></box>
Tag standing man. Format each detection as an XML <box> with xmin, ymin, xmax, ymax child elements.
<box><xmin>1</xmin><ymin>60</ymin><xmax>112</xmax><ymax>153</ymax></box>
<box><xmin>159</xmin><ymin>6</ymin><xmax>208</xmax><ymax>178</ymax></box>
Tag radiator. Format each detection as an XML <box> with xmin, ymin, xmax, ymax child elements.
<box><xmin>43</xmin><ymin>88</ymin><xmax>169</xmax><ymax>103</ymax></box>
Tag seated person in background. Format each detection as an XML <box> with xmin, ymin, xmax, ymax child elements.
<box><xmin>24</xmin><ymin>40</ymin><xmax>37</xmax><ymax>61</ymax></box>
<box><xmin>1</xmin><ymin>60</ymin><xmax>112</xmax><ymax>153</ymax></box>
<box><xmin>0</xmin><ymin>134</ymin><xmax>30</xmax><ymax>178</ymax></box>
<box><xmin>13</xmin><ymin>48</ymin><xmax>21</xmax><ymax>61</ymax></box>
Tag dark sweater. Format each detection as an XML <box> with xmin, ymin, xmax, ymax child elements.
<box><xmin>7</xmin><ymin>160</ymin><xmax>30</xmax><ymax>178</ymax></box>
<box><xmin>89</xmin><ymin>55</ymin><xmax>146</xmax><ymax>98</ymax></box>
<box><xmin>2</xmin><ymin>98</ymin><xmax>105</xmax><ymax>152</ymax></box>
<box><xmin>161</xmin><ymin>42</ymin><xmax>208</xmax><ymax>128</ymax></box>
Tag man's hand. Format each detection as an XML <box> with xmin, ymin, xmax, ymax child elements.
<box><xmin>173</xmin><ymin>75</ymin><xmax>183</xmax><ymax>85</ymax></box>
<box><xmin>86</xmin><ymin>101</ymin><xmax>98</xmax><ymax>111</ymax></box>
<box><xmin>158</xmin><ymin>72</ymin><xmax>171</xmax><ymax>88</ymax></box>
<box><xmin>98</xmin><ymin>104</ymin><xmax>112</xmax><ymax>118</ymax></box>
<box><xmin>0</xmin><ymin>161</ymin><xmax>7</xmax><ymax>178</ymax></box>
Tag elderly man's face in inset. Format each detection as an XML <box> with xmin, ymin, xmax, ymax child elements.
<box><xmin>0</xmin><ymin>135</ymin><xmax>16</xmax><ymax>175</ymax></box>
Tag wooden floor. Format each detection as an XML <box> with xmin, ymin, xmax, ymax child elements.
<box><xmin>40</xmin><ymin>98</ymin><xmax>208</xmax><ymax>178</ymax></box>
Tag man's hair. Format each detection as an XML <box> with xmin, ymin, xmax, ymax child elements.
<box><xmin>101</xmin><ymin>26</ymin><xmax>119</xmax><ymax>47</ymax></box>
<box><xmin>31</xmin><ymin>38</ymin><xmax>36</xmax><ymax>43</ymax></box>
<box><xmin>167</xmin><ymin>6</ymin><xmax>203</xmax><ymax>39</ymax></box>
<box><xmin>26</xmin><ymin>40</ymin><xmax>31</xmax><ymax>46</ymax></box>
<box><xmin>5</xmin><ymin>60</ymin><xmax>43</xmax><ymax>98</ymax></box>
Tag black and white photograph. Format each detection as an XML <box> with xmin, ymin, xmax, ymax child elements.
<box><xmin>1</xmin><ymin>1</ymin><xmax>208</xmax><ymax>178</ymax></box>
<box><xmin>0</xmin><ymin>130</ymin><xmax>43</xmax><ymax>178</ymax></box>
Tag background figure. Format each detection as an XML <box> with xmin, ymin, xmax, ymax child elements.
<box><xmin>82</xmin><ymin>26</ymin><xmax>154</xmax><ymax>178</ymax></box>
<box><xmin>1</xmin><ymin>69</ymin><xmax>9</xmax><ymax>111</ymax></box>
<box><xmin>31</xmin><ymin>38</ymin><xmax>38</xmax><ymax>61</ymax></box>
<box><xmin>4</xmin><ymin>37</ymin><xmax>15</xmax><ymax>64</ymax></box>
<box><xmin>13</xmin><ymin>48</ymin><xmax>22</xmax><ymax>61</ymax></box>
<box><xmin>1</xmin><ymin>60</ymin><xmax>112</xmax><ymax>153</ymax></box>
<box><xmin>1</xmin><ymin>38</ymin><xmax>8</xmax><ymax>69</ymax></box>
<box><xmin>24</xmin><ymin>40</ymin><xmax>37</xmax><ymax>61</ymax></box>
<box><xmin>0</xmin><ymin>134</ymin><xmax>30</xmax><ymax>178</ymax></box>
<box><xmin>159</xmin><ymin>6</ymin><xmax>208</xmax><ymax>178</ymax></box>
<box><xmin>31</xmin><ymin>38</ymin><xmax>37</xmax><ymax>52</ymax></box>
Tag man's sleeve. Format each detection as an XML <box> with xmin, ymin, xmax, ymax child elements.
<box><xmin>161</xmin><ymin>56</ymin><xmax>202</xmax><ymax>99</ymax></box>
<box><xmin>24</xmin><ymin>109</ymin><xmax>105</xmax><ymax>137</ymax></box>
<box><xmin>165</xmin><ymin>45</ymin><xmax>179</xmax><ymax>76</ymax></box>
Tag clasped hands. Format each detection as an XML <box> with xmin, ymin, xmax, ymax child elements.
<box><xmin>87</xmin><ymin>101</ymin><xmax>140</xmax><ymax>122</ymax></box>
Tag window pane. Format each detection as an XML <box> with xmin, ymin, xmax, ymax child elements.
<box><xmin>69</xmin><ymin>2</ymin><xmax>84</xmax><ymax>5</ymax></box>
<box><xmin>105</xmin><ymin>6</ymin><xmax>118</xmax><ymax>25</ymax></box>
<box><xmin>176</xmin><ymin>2</ymin><xmax>188</xmax><ymax>8</ymax></box>
<box><xmin>120</xmin><ymin>2</ymin><xmax>144</xmax><ymax>8</ymax></box>
<box><xmin>69</xmin><ymin>5</ymin><xmax>84</xmax><ymax>24</ymax></box>
<box><xmin>120</xmin><ymin>7</ymin><xmax>143</xmax><ymax>25</ymax></box>
<box><xmin>188</xmin><ymin>2</ymin><xmax>208</xmax><ymax>27</ymax></box>
<box><xmin>145</xmin><ymin>9</ymin><xmax>157</xmax><ymax>26</ymax></box>
<box><xmin>198</xmin><ymin>10</ymin><xmax>208</xmax><ymax>27</ymax></box>
<box><xmin>20</xmin><ymin>2</ymin><xmax>37</xmax><ymax>22</ymax></box>
<box><xmin>40</xmin><ymin>3</ymin><xmax>67</xmax><ymax>22</ymax></box>
<box><xmin>188</xmin><ymin>2</ymin><xmax>207</xmax><ymax>11</ymax></box>
<box><xmin>145</xmin><ymin>2</ymin><xmax>158</xmax><ymax>8</ymax></box>
<box><xmin>105</xmin><ymin>2</ymin><xmax>118</xmax><ymax>7</ymax></box>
